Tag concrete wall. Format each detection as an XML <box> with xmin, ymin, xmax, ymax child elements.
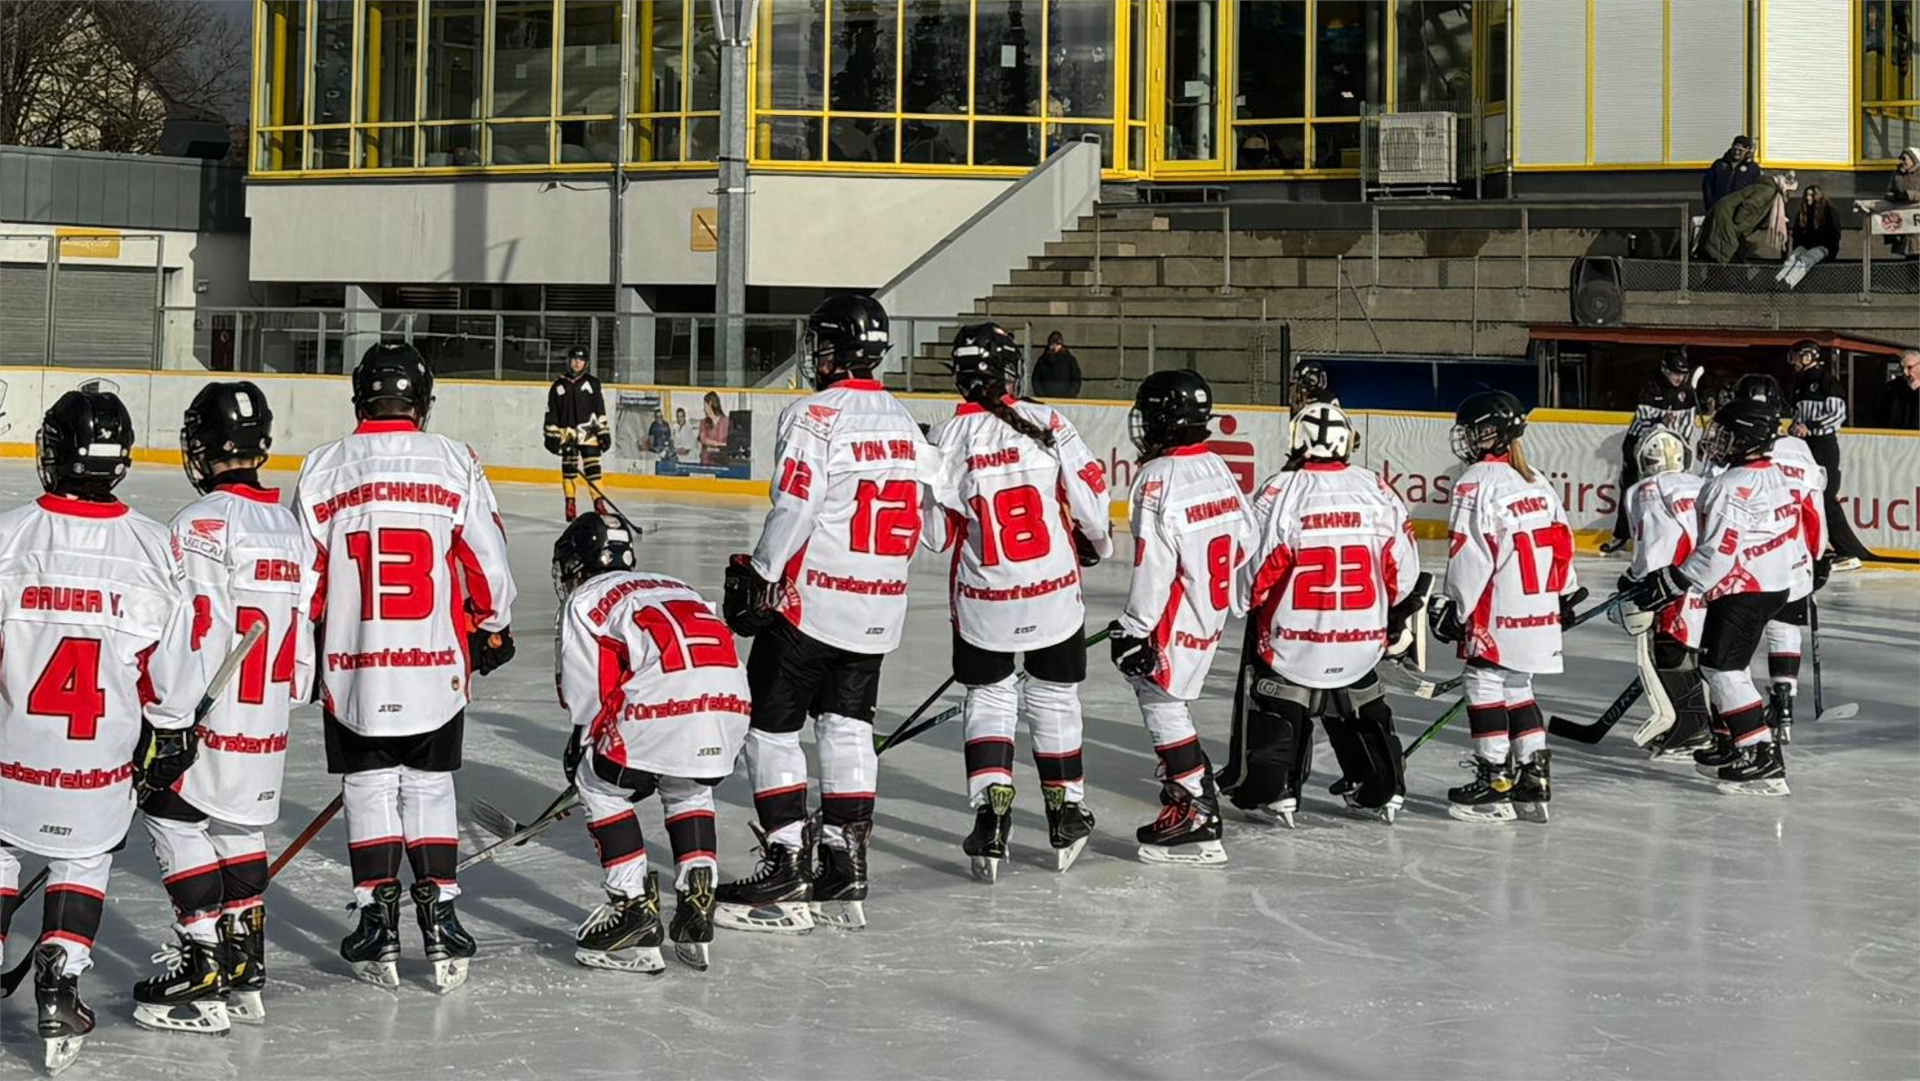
<box><xmin>0</xmin><ymin>221</ymin><xmax>251</xmax><ymax>308</ymax></box>
<box><xmin>250</xmin><ymin>171</ymin><xmax>1016</xmax><ymax>290</ymax></box>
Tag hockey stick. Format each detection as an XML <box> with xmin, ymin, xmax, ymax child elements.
<box><xmin>1809</xmin><ymin>594</ymin><xmax>1825</xmax><ymax>719</ymax></box>
<box><xmin>470</xmin><ymin>784</ymin><xmax>580</xmax><ymax>843</ymax></box>
<box><xmin>457</xmin><ymin>787</ymin><xmax>581</xmax><ymax>873</ymax></box>
<box><xmin>875</xmin><ymin>628</ymin><xmax>1113</xmax><ymax>755</ymax></box>
<box><xmin>1401</xmin><ymin>696</ymin><xmax>1467</xmax><ymax>760</ymax></box>
<box><xmin>1547</xmin><ymin>678</ymin><xmax>1645</xmax><ymax>745</ymax></box>
<box><xmin>1</xmin><ymin>622</ymin><xmax>264</xmax><ymax>996</ymax></box>
<box><xmin>269</xmin><ymin>793</ymin><xmax>343</xmax><ymax>878</ymax></box>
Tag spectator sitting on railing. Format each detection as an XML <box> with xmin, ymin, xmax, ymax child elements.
<box><xmin>1702</xmin><ymin>135</ymin><xmax>1760</xmax><ymax>210</ymax></box>
<box><xmin>1696</xmin><ymin>172</ymin><xmax>1794</xmax><ymax>265</ymax></box>
<box><xmin>1776</xmin><ymin>185</ymin><xmax>1842</xmax><ymax>289</ymax></box>
<box><xmin>1887</xmin><ymin>148</ymin><xmax>1920</xmax><ymax>259</ymax></box>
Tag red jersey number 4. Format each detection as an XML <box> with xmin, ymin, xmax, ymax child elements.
<box><xmin>29</xmin><ymin>637</ymin><xmax>106</xmax><ymax>741</ymax></box>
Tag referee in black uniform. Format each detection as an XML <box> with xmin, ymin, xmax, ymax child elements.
<box><xmin>1602</xmin><ymin>348</ymin><xmax>1697</xmax><ymax>553</ymax></box>
<box><xmin>1789</xmin><ymin>339</ymin><xmax>1872</xmax><ymax>568</ymax></box>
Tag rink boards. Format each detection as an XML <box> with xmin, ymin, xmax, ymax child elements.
<box><xmin>1</xmin><ymin>368</ymin><xmax>1914</xmax><ymax>558</ymax></box>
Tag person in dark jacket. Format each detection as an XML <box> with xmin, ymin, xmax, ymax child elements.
<box><xmin>543</xmin><ymin>346</ymin><xmax>609</xmax><ymax>522</ymax></box>
<box><xmin>1881</xmin><ymin>349</ymin><xmax>1920</xmax><ymax>430</ymax></box>
<box><xmin>1776</xmin><ymin>186</ymin><xmax>1842</xmax><ymax>288</ymax></box>
<box><xmin>1702</xmin><ymin>135</ymin><xmax>1760</xmax><ymax>210</ymax></box>
<box><xmin>1032</xmin><ymin>331</ymin><xmax>1083</xmax><ymax>398</ymax></box>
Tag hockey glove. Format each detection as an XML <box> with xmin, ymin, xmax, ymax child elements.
<box><xmin>1384</xmin><ymin>572</ymin><xmax>1434</xmax><ymax>659</ymax></box>
<box><xmin>470</xmin><ymin>626</ymin><xmax>516</xmax><ymax>675</ymax></box>
<box><xmin>1813</xmin><ymin>554</ymin><xmax>1833</xmax><ymax>591</ymax></box>
<box><xmin>1426</xmin><ymin>595</ymin><xmax>1465</xmax><ymax>645</ymax></box>
<box><xmin>1108</xmin><ymin>620</ymin><xmax>1160</xmax><ymax>679</ymax></box>
<box><xmin>1629</xmin><ymin>566</ymin><xmax>1691</xmax><ymax>613</ymax></box>
<box><xmin>1071</xmin><ymin>528</ymin><xmax>1102</xmax><ymax>568</ymax></box>
<box><xmin>563</xmin><ymin>725</ymin><xmax>586</xmax><ymax>785</ymax></box>
<box><xmin>134</xmin><ymin>723</ymin><xmax>198</xmax><ymax>802</ymax></box>
<box><xmin>543</xmin><ymin>426</ymin><xmax>567</xmax><ymax>456</ymax></box>
<box><xmin>723</xmin><ymin>554</ymin><xmax>784</xmax><ymax>637</ymax></box>
<box><xmin>1557</xmin><ymin>586</ymin><xmax>1590</xmax><ymax>629</ymax></box>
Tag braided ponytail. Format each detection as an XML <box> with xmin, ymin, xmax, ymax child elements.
<box><xmin>978</xmin><ymin>393</ymin><xmax>1056</xmax><ymax>449</ymax></box>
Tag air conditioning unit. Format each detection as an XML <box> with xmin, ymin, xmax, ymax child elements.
<box><xmin>1377</xmin><ymin>111</ymin><xmax>1457</xmax><ymax>187</ymax></box>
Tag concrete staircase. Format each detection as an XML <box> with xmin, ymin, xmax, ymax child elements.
<box><xmin>890</xmin><ymin>206</ymin><xmax>1919</xmax><ymax>405</ymax></box>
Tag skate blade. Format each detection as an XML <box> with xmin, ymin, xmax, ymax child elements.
<box><xmin>1693</xmin><ymin>762</ymin><xmax>1732</xmax><ymax>779</ymax></box>
<box><xmin>1514</xmin><ymin>800</ymin><xmax>1551</xmax><ymax>824</ymax></box>
<box><xmin>43</xmin><ymin>1035</ymin><xmax>84</xmax><ymax>1076</ymax></box>
<box><xmin>429</xmin><ymin>958</ymin><xmax>469</xmax><ymax>993</ymax></box>
<box><xmin>969</xmin><ymin>854</ymin><xmax>1004</xmax><ymax>883</ymax></box>
<box><xmin>134</xmin><ymin>999</ymin><xmax>232</xmax><ymax>1035</ymax></box>
<box><xmin>1773</xmin><ymin>726</ymin><xmax>1792</xmax><ymax>746</ymax></box>
<box><xmin>1053</xmin><ymin>836</ymin><xmax>1089</xmax><ymax>873</ymax></box>
<box><xmin>1716</xmin><ymin>776</ymin><xmax>1791</xmax><ymax>797</ymax></box>
<box><xmin>1238</xmin><ymin>803</ymin><xmax>1295</xmax><ymax>828</ymax></box>
<box><xmin>227</xmin><ymin>990</ymin><xmax>266</xmax><ymax>1025</ymax></box>
<box><xmin>575</xmin><ymin>946</ymin><xmax>665</xmax><ymax>974</ymax></box>
<box><xmin>809</xmin><ymin>899</ymin><xmax>867</xmax><ymax>931</ymax></box>
<box><xmin>1631</xmin><ymin>714</ymin><xmax>1676</xmax><ymax>747</ymax></box>
<box><xmin>713</xmin><ymin>901</ymin><xmax>814</xmax><ymax>935</ymax></box>
<box><xmin>671</xmin><ymin>941</ymin><xmax>710</xmax><ymax>971</ymax></box>
<box><xmin>1343</xmin><ymin>796</ymin><xmax>1403</xmax><ymax>825</ymax></box>
<box><xmin>1136</xmin><ymin>840</ymin><xmax>1227</xmax><ymax>866</ymax></box>
<box><xmin>1447</xmin><ymin>802</ymin><xmax>1518</xmax><ymax>823</ymax></box>
<box><xmin>349</xmin><ymin>959</ymin><xmax>400</xmax><ymax>990</ymax></box>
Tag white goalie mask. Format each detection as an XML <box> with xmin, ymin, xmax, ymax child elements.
<box><xmin>1635</xmin><ymin>426</ymin><xmax>1692</xmax><ymax>476</ymax></box>
<box><xmin>1289</xmin><ymin>402</ymin><xmax>1354</xmax><ymax>463</ymax></box>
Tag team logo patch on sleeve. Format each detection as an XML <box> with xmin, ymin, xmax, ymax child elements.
<box><xmin>181</xmin><ymin>518</ymin><xmax>226</xmax><ymax>557</ymax></box>
<box><xmin>800</xmin><ymin>403</ymin><xmax>839</xmax><ymax>438</ymax></box>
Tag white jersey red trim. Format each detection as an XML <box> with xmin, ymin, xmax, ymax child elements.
<box><xmin>1626</xmin><ymin>471</ymin><xmax>1707</xmax><ymax>646</ymax></box>
<box><xmin>924</xmin><ymin>397</ymin><xmax>1113</xmax><ymax>652</ymax></box>
<box><xmin>1680</xmin><ymin>458</ymin><xmax>1808</xmax><ymax>601</ymax></box>
<box><xmin>1443</xmin><ymin>457</ymin><xmax>1579</xmax><ymax>674</ymax></box>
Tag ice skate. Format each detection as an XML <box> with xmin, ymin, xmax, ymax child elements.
<box><xmin>1136</xmin><ymin>781</ymin><xmax>1227</xmax><ymax>866</ymax></box>
<box><xmin>714</xmin><ymin>826</ymin><xmax>814</xmax><ymax>935</ymax></box>
<box><xmin>593</xmin><ymin>497</ymin><xmax>610</xmax><ymax>516</ymax></box>
<box><xmin>1693</xmin><ymin>732</ymin><xmax>1741</xmax><ymax>778</ymax></box>
<box><xmin>1715</xmin><ymin>741</ymin><xmax>1790</xmax><ymax>797</ymax></box>
<box><xmin>1342</xmin><ymin>792</ymin><xmax>1404</xmax><ymax>825</ymax></box>
<box><xmin>1598</xmin><ymin>536</ymin><xmax>1630</xmax><ymax>554</ymax></box>
<box><xmin>810</xmin><ymin>821</ymin><xmax>870</xmax><ymax>930</ymax></box>
<box><xmin>575</xmin><ymin>875</ymin><xmax>665</xmax><ymax>974</ymax></box>
<box><xmin>412</xmin><ymin>880</ymin><xmax>477</xmax><ymax>992</ymax></box>
<box><xmin>1649</xmin><ymin>726</ymin><xmax>1712</xmax><ymax>761</ymax></box>
<box><xmin>1043</xmin><ymin>785</ymin><xmax>1094</xmax><ymax>873</ymax></box>
<box><xmin>1768</xmin><ymin>683</ymin><xmax>1794</xmax><ymax>746</ymax></box>
<box><xmin>1512</xmin><ymin>750</ymin><xmax>1551</xmax><ymax>823</ymax></box>
<box><xmin>563</xmin><ymin>496</ymin><xmax>578</xmax><ymax>522</ymax></box>
<box><xmin>132</xmin><ymin>929</ymin><xmax>231</xmax><ymax>1035</ymax></box>
<box><xmin>1447</xmin><ymin>758</ymin><xmax>1517</xmax><ymax>823</ymax></box>
<box><xmin>36</xmin><ymin>944</ymin><xmax>92</xmax><ymax>1076</ymax></box>
<box><xmin>669</xmin><ymin>866</ymin><xmax>716</xmax><ymax>970</ymax></box>
<box><xmin>220</xmin><ymin>906</ymin><xmax>267</xmax><ymax>1024</ymax></box>
<box><xmin>1236</xmin><ymin>796</ymin><xmax>1296</xmax><ymax>828</ymax></box>
<box><xmin>339</xmin><ymin>881</ymin><xmax>402</xmax><ymax>989</ymax></box>
<box><xmin>962</xmin><ymin>784</ymin><xmax>1014</xmax><ymax>883</ymax></box>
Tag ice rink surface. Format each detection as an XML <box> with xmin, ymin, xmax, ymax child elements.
<box><xmin>0</xmin><ymin>461</ymin><xmax>1915</xmax><ymax>1080</ymax></box>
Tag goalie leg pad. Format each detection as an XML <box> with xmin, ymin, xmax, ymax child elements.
<box><xmin>1219</xmin><ymin>659</ymin><xmax>1312</xmax><ymax>811</ymax></box>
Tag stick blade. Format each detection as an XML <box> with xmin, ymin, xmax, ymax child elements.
<box><xmin>469</xmin><ymin>800</ymin><xmax>522</xmax><ymax>839</ymax></box>
<box><xmin>1815</xmin><ymin>702</ymin><xmax>1858</xmax><ymax>723</ymax></box>
<box><xmin>1547</xmin><ymin>715</ymin><xmax>1614</xmax><ymax>745</ymax></box>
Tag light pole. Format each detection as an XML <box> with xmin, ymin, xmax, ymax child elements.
<box><xmin>711</xmin><ymin>0</ymin><xmax>758</xmax><ymax>387</ymax></box>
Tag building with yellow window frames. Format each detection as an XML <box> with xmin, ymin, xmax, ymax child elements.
<box><xmin>243</xmin><ymin>0</ymin><xmax>1899</xmax><ymax>379</ymax></box>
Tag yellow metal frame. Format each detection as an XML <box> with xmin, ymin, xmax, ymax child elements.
<box><xmin>1857</xmin><ymin>0</ymin><xmax>1916</xmax><ymax>166</ymax></box>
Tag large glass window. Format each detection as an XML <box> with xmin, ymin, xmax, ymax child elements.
<box><xmin>257</xmin><ymin>0</ymin><xmax>308</xmax><ymax>170</ymax></box>
<box><xmin>561</xmin><ymin>1</ymin><xmax>623</xmax><ymax>115</ymax></box>
<box><xmin>359</xmin><ymin>0</ymin><xmax>419</xmax><ymax>167</ymax></box>
<box><xmin>1861</xmin><ymin>1</ymin><xmax>1920</xmax><ymax>161</ymax></box>
<box><xmin>1229</xmin><ymin>0</ymin><xmax>1401</xmax><ymax>174</ymax></box>
<box><xmin>1395</xmin><ymin>1</ymin><xmax>1471</xmax><ymax>107</ymax></box>
<box><xmin>903</xmin><ymin>1</ymin><xmax>968</xmax><ymax>114</ymax></box>
<box><xmin>493</xmin><ymin>2</ymin><xmax>554</xmax><ymax>117</ymax></box>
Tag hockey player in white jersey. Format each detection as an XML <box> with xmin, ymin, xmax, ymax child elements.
<box><xmin>717</xmin><ymin>295</ymin><xmax>938</xmax><ymax>932</ymax></box>
<box><xmin>1615</xmin><ymin>427</ymin><xmax>1713</xmax><ymax>759</ymax></box>
<box><xmin>293</xmin><ymin>343</ymin><xmax>518</xmax><ymax>990</ymax></box>
<box><xmin>1227</xmin><ymin>402</ymin><xmax>1424</xmax><ymax>826</ymax></box>
<box><xmin>1428</xmin><ymin>391</ymin><xmax>1584</xmax><ymax>823</ymax></box>
<box><xmin>0</xmin><ymin>391</ymin><xmax>200</xmax><ymax>1073</ymax></box>
<box><xmin>1108</xmin><ymin>370</ymin><xmax>1252</xmax><ymax>865</ymax></box>
<box><xmin>135</xmin><ymin>382</ymin><xmax>313</xmax><ymax>1033</ymax></box>
<box><xmin>922</xmin><ymin>324</ymin><xmax>1112</xmax><ymax>880</ymax></box>
<box><xmin>1729</xmin><ymin>373</ymin><xmax>1829</xmax><ymax>745</ymax></box>
<box><xmin>553</xmin><ymin>514</ymin><xmax>748</xmax><ymax>972</ymax></box>
<box><xmin>1630</xmin><ymin>398</ymin><xmax>1808</xmax><ymax>795</ymax></box>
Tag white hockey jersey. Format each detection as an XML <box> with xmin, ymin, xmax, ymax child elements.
<box><xmin>558</xmin><ymin>572</ymin><xmax>749</xmax><ymax>777</ymax></box>
<box><xmin>924</xmin><ymin>398</ymin><xmax>1113</xmax><ymax>652</ymax></box>
<box><xmin>293</xmin><ymin>420</ymin><xmax>516</xmax><ymax>737</ymax></box>
<box><xmin>1119</xmin><ymin>446</ymin><xmax>1253</xmax><ymax>701</ymax></box>
<box><xmin>170</xmin><ymin>483</ymin><xmax>315</xmax><ymax>825</ymax></box>
<box><xmin>0</xmin><ymin>497</ymin><xmax>199</xmax><ymax>858</ymax></box>
<box><xmin>1444</xmin><ymin>458</ymin><xmax>1579</xmax><ymax>674</ymax></box>
<box><xmin>1242</xmin><ymin>463</ymin><xmax>1419</xmax><ymax>688</ymax></box>
<box><xmin>750</xmin><ymin>380</ymin><xmax>940</xmax><ymax>654</ymax></box>
<box><xmin>1626</xmin><ymin>472</ymin><xmax>1708</xmax><ymax>647</ymax></box>
<box><xmin>1681</xmin><ymin>459</ymin><xmax>1808</xmax><ymax>601</ymax></box>
<box><xmin>1769</xmin><ymin>435</ymin><xmax>1826</xmax><ymax>602</ymax></box>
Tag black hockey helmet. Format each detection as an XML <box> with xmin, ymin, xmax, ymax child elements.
<box><xmin>1449</xmin><ymin>389</ymin><xmax>1528</xmax><ymax>464</ymax></box>
<box><xmin>1660</xmin><ymin>347</ymin><xmax>1691</xmax><ymax>376</ymax></box>
<box><xmin>565</xmin><ymin>345</ymin><xmax>589</xmax><ymax>374</ymax></box>
<box><xmin>1295</xmin><ymin>359</ymin><xmax>1329</xmax><ymax>393</ymax></box>
<box><xmin>181</xmin><ymin>381</ymin><xmax>274</xmax><ymax>493</ymax></box>
<box><xmin>552</xmin><ymin>512</ymin><xmax>640</xmax><ymax>599</ymax></box>
<box><xmin>949</xmin><ymin>322</ymin><xmax>1022</xmax><ymax>402</ymax></box>
<box><xmin>1129</xmin><ymin>369</ymin><xmax>1213</xmax><ymax>456</ymax></box>
<box><xmin>352</xmin><ymin>341</ymin><xmax>434</xmax><ymax>423</ymax></box>
<box><xmin>38</xmin><ymin>389</ymin><xmax>134</xmax><ymax>500</ymax></box>
<box><xmin>1733</xmin><ymin>372</ymin><xmax>1787</xmax><ymax>424</ymax></box>
<box><xmin>803</xmin><ymin>294</ymin><xmax>891</xmax><ymax>390</ymax></box>
<box><xmin>1700</xmin><ymin>397</ymin><xmax>1780</xmax><ymax>466</ymax></box>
